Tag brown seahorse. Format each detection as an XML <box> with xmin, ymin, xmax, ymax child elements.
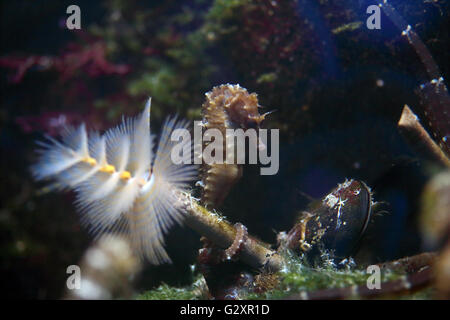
<box><xmin>200</xmin><ymin>84</ymin><xmax>269</xmax><ymax>208</ymax></box>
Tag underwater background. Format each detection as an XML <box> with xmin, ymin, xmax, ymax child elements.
<box><xmin>0</xmin><ymin>0</ymin><xmax>448</xmax><ymax>299</ymax></box>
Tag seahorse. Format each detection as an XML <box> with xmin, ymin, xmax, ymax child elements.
<box><xmin>200</xmin><ymin>84</ymin><xmax>270</xmax><ymax>208</ymax></box>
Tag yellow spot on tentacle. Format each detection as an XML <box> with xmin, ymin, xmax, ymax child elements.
<box><xmin>120</xmin><ymin>171</ymin><xmax>131</xmax><ymax>180</ymax></box>
<box><xmin>82</xmin><ymin>157</ymin><xmax>97</xmax><ymax>166</ymax></box>
<box><xmin>100</xmin><ymin>164</ymin><xmax>115</xmax><ymax>174</ymax></box>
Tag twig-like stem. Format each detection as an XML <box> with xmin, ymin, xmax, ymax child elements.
<box><xmin>377</xmin><ymin>252</ymin><xmax>437</xmax><ymax>273</ymax></box>
<box><xmin>285</xmin><ymin>252</ymin><xmax>436</xmax><ymax>300</ymax></box>
<box><xmin>398</xmin><ymin>105</ymin><xmax>450</xmax><ymax>167</ymax></box>
<box><xmin>178</xmin><ymin>192</ymin><xmax>285</xmax><ymax>272</ymax></box>
<box><xmin>285</xmin><ymin>267</ymin><xmax>432</xmax><ymax>300</ymax></box>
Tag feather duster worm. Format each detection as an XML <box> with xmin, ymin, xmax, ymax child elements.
<box><xmin>200</xmin><ymin>84</ymin><xmax>270</xmax><ymax>207</ymax></box>
<box><xmin>31</xmin><ymin>99</ymin><xmax>197</xmax><ymax>264</ymax></box>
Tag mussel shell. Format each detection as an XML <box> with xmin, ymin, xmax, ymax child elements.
<box><xmin>286</xmin><ymin>179</ymin><xmax>373</xmax><ymax>261</ymax></box>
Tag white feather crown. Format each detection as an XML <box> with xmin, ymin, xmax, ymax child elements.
<box><xmin>31</xmin><ymin>99</ymin><xmax>197</xmax><ymax>264</ymax></box>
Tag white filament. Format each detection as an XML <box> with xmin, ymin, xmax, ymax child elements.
<box><xmin>31</xmin><ymin>98</ymin><xmax>197</xmax><ymax>264</ymax></box>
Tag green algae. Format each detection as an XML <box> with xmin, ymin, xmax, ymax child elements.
<box><xmin>331</xmin><ymin>21</ymin><xmax>363</xmax><ymax>34</ymax></box>
<box><xmin>244</xmin><ymin>251</ymin><xmax>405</xmax><ymax>299</ymax></box>
<box><xmin>136</xmin><ymin>273</ymin><xmax>205</xmax><ymax>300</ymax></box>
<box><xmin>136</xmin><ymin>251</ymin><xmax>433</xmax><ymax>300</ymax></box>
<box><xmin>137</xmin><ymin>283</ymin><xmax>200</xmax><ymax>300</ymax></box>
